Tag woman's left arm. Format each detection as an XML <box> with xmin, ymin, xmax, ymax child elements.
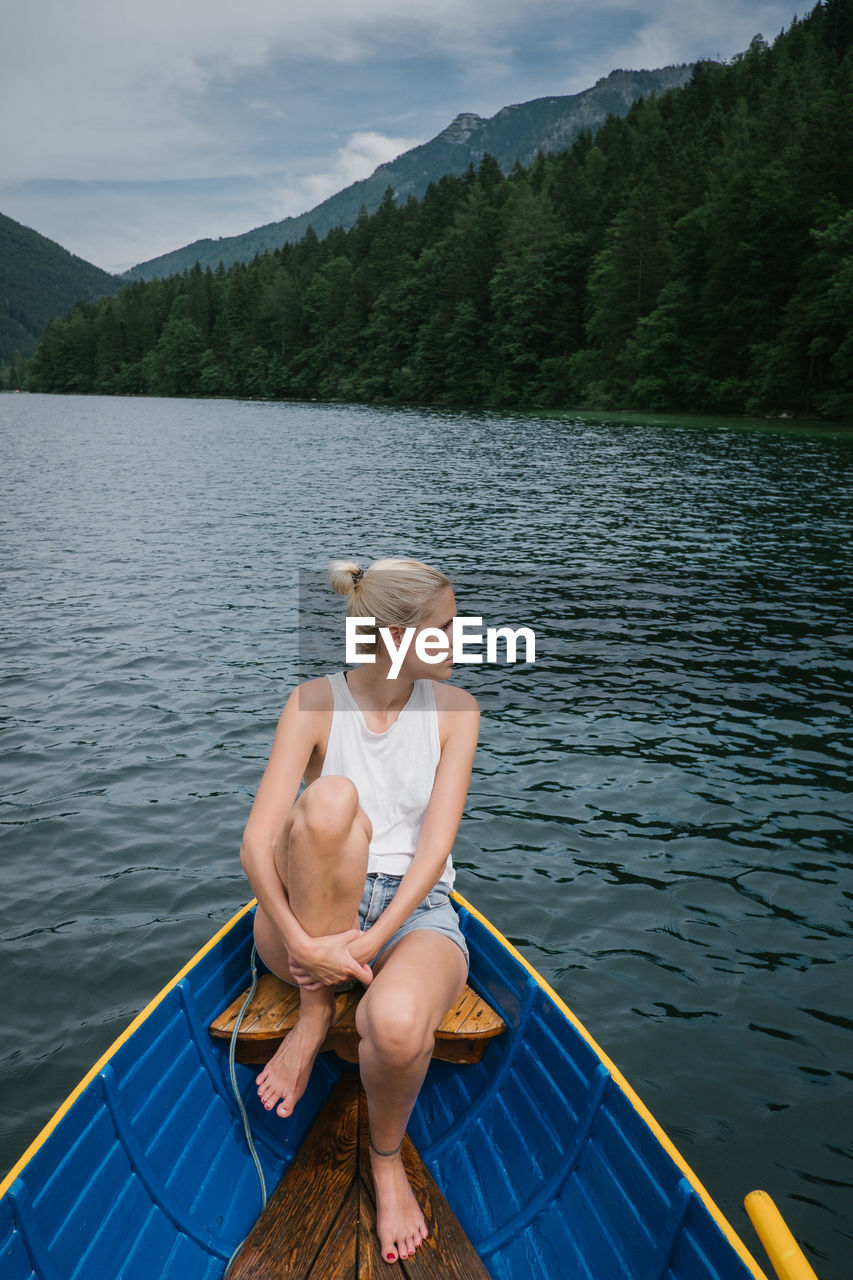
<box><xmin>349</xmin><ymin>687</ymin><xmax>480</xmax><ymax>963</ymax></box>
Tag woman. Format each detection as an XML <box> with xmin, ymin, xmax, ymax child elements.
<box><xmin>239</xmin><ymin>557</ymin><xmax>480</xmax><ymax>1266</ymax></box>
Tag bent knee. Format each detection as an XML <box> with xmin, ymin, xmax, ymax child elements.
<box><xmin>357</xmin><ymin>993</ymin><xmax>433</xmax><ymax>1067</ymax></box>
<box><xmin>292</xmin><ymin>776</ymin><xmax>365</xmax><ymax>841</ymax></box>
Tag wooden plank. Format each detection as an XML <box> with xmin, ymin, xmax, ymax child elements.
<box><xmin>449</xmin><ymin>997</ymin><xmax>506</xmax><ymax>1039</ymax></box>
<box><xmin>435</xmin><ymin>988</ymin><xmax>482</xmax><ymax>1034</ymax></box>
<box><xmin>228</xmin><ymin>1077</ymin><xmax>491</xmax><ymax>1279</ymax></box>
<box><xmin>210</xmin><ymin>978</ymin><xmax>506</xmax><ymax>1067</ymax></box>
<box><xmin>436</xmin><ymin>988</ymin><xmax>505</xmax><ymax>1039</ymax></box>
<box><xmin>332</xmin><ymin>988</ymin><xmax>364</xmax><ymax>1027</ymax></box>
<box><xmin>214</xmin><ymin>974</ymin><xmax>300</xmax><ymax>1037</ymax></box>
<box><xmin>356</xmin><ymin>1177</ymin><xmax>386</xmax><ymax>1280</ymax></box>
<box><xmin>227</xmin><ymin>1075</ymin><xmax>360</xmax><ymax>1279</ymax></box>
<box><xmin>307</xmin><ymin>1180</ymin><xmax>359</xmax><ymax>1279</ymax></box>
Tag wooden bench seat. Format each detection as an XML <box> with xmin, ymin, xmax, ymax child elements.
<box><xmin>226</xmin><ymin>1075</ymin><xmax>491</xmax><ymax>1278</ymax></box>
<box><xmin>210</xmin><ymin>973</ymin><xmax>505</xmax><ymax>1065</ymax></box>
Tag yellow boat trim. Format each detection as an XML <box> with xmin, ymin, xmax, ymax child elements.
<box><xmin>745</xmin><ymin>1191</ymin><xmax>819</xmax><ymax>1280</ymax></box>
<box><xmin>452</xmin><ymin>890</ymin><xmax>771</xmax><ymax>1280</ymax></box>
<box><xmin>0</xmin><ymin>899</ymin><xmax>257</xmax><ymax>1203</ymax></box>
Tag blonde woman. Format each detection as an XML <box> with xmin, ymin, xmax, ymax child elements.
<box><xmin>239</xmin><ymin>557</ymin><xmax>479</xmax><ymax>1265</ymax></box>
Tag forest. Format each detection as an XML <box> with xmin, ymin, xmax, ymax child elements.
<box><xmin>0</xmin><ymin>212</ymin><xmax>121</xmax><ymax>373</ymax></box>
<box><xmin>21</xmin><ymin>0</ymin><xmax>853</xmax><ymax>419</ymax></box>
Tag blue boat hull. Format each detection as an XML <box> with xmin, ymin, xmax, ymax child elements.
<box><xmin>0</xmin><ymin>896</ymin><xmax>767</xmax><ymax>1279</ymax></box>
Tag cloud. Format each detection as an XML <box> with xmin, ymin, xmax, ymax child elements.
<box><xmin>0</xmin><ymin>128</ymin><xmax>423</xmax><ymax>272</ymax></box>
<box><xmin>1</xmin><ymin>1</ymin><xmax>804</xmax><ymax>180</ymax></box>
<box><xmin>597</xmin><ymin>0</ymin><xmax>799</xmax><ymax>83</ymax></box>
<box><xmin>281</xmin><ymin>131</ymin><xmax>425</xmax><ymax>216</ymax></box>
<box><xmin>0</xmin><ymin>2</ymin><xmax>452</xmax><ymax>183</ymax></box>
<box><xmin>0</xmin><ymin>0</ymin><xmax>805</xmax><ymax>267</ymax></box>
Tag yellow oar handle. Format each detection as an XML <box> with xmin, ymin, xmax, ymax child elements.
<box><xmin>744</xmin><ymin>1191</ymin><xmax>819</xmax><ymax>1280</ymax></box>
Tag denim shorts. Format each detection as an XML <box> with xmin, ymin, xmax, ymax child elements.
<box><xmin>358</xmin><ymin>872</ymin><xmax>469</xmax><ymax>971</ymax></box>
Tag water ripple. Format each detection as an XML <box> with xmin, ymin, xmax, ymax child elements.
<box><xmin>1</xmin><ymin>394</ymin><xmax>851</xmax><ymax>1275</ymax></box>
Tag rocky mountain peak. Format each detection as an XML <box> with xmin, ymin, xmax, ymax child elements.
<box><xmin>439</xmin><ymin>112</ymin><xmax>485</xmax><ymax>145</ymax></box>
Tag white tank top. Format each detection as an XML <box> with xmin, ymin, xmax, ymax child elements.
<box><xmin>320</xmin><ymin>671</ymin><xmax>453</xmax><ymax>886</ymax></box>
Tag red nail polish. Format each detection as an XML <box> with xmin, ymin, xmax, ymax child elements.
<box><xmin>386</xmin><ymin>1253</ymin><xmax>395</xmax><ymax>1261</ymax></box>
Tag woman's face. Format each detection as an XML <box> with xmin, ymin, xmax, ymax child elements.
<box><xmin>394</xmin><ymin>585</ymin><xmax>457</xmax><ymax>681</ymax></box>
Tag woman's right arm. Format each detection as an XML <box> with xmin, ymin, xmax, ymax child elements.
<box><xmin>240</xmin><ymin>682</ymin><xmax>372</xmax><ymax>988</ymax></box>
<box><xmin>239</xmin><ymin>686</ymin><xmax>320</xmax><ymax>963</ymax></box>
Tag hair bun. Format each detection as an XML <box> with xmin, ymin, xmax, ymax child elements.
<box><xmin>327</xmin><ymin>559</ymin><xmax>365</xmax><ymax>597</ymax></box>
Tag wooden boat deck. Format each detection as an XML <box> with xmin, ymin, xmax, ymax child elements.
<box><xmin>228</xmin><ymin>1075</ymin><xmax>491</xmax><ymax>1278</ymax></box>
<box><xmin>210</xmin><ymin>973</ymin><xmax>506</xmax><ymax>1065</ymax></box>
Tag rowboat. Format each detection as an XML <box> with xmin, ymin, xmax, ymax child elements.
<box><xmin>0</xmin><ymin>893</ymin><xmax>814</xmax><ymax>1279</ymax></box>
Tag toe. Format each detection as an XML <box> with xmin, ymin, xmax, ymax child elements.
<box><xmin>259</xmin><ymin>1082</ymin><xmax>282</xmax><ymax>1111</ymax></box>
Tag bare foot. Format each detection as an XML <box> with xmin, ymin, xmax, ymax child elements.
<box><xmin>256</xmin><ymin>1007</ymin><xmax>332</xmax><ymax>1118</ymax></box>
<box><xmin>370</xmin><ymin>1149</ymin><xmax>429</xmax><ymax>1264</ymax></box>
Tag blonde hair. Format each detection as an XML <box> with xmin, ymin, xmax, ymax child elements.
<box><xmin>327</xmin><ymin>557</ymin><xmax>451</xmax><ymax>653</ymax></box>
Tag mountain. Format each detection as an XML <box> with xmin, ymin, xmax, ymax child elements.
<box><xmin>124</xmin><ymin>65</ymin><xmax>694</xmax><ymax>282</ymax></box>
<box><xmin>0</xmin><ymin>212</ymin><xmax>122</xmax><ymax>367</ymax></box>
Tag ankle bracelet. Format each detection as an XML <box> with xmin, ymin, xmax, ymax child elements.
<box><xmin>369</xmin><ymin>1133</ymin><xmax>404</xmax><ymax>1158</ymax></box>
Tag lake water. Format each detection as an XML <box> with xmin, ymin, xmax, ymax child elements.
<box><xmin>1</xmin><ymin>393</ymin><xmax>851</xmax><ymax>1277</ymax></box>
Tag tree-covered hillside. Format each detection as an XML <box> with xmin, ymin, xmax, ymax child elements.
<box><xmin>28</xmin><ymin>0</ymin><xmax>853</xmax><ymax>419</ymax></box>
<box><xmin>0</xmin><ymin>213</ymin><xmax>121</xmax><ymax>379</ymax></box>
<box><xmin>123</xmin><ymin>66</ymin><xmax>694</xmax><ymax>282</ymax></box>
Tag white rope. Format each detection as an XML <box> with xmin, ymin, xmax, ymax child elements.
<box><xmin>223</xmin><ymin>942</ymin><xmax>267</xmax><ymax>1278</ymax></box>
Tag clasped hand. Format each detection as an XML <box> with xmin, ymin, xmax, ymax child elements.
<box><xmin>288</xmin><ymin>928</ymin><xmax>374</xmax><ymax>990</ymax></box>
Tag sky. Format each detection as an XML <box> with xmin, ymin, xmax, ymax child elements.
<box><xmin>0</xmin><ymin>0</ymin><xmax>805</xmax><ymax>274</ymax></box>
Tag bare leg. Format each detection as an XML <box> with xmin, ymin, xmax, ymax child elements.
<box><xmin>253</xmin><ymin>775</ymin><xmax>370</xmax><ymax>1117</ymax></box>
<box><xmin>356</xmin><ymin>931</ymin><xmax>468</xmax><ymax>1263</ymax></box>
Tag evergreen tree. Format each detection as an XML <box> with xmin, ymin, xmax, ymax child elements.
<box><xmin>143</xmin><ymin>296</ymin><xmax>207</xmax><ymax>396</ymax></box>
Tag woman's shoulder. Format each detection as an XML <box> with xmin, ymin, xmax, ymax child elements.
<box><xmin>430</xmin><ymin>680</ymin><xmax>480</xmax><ymax>715</ymax></box>
<box><xmin>285</xmin><ymin>675</ymin><xmax>334</xmax><ymax>715</ymax></box>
